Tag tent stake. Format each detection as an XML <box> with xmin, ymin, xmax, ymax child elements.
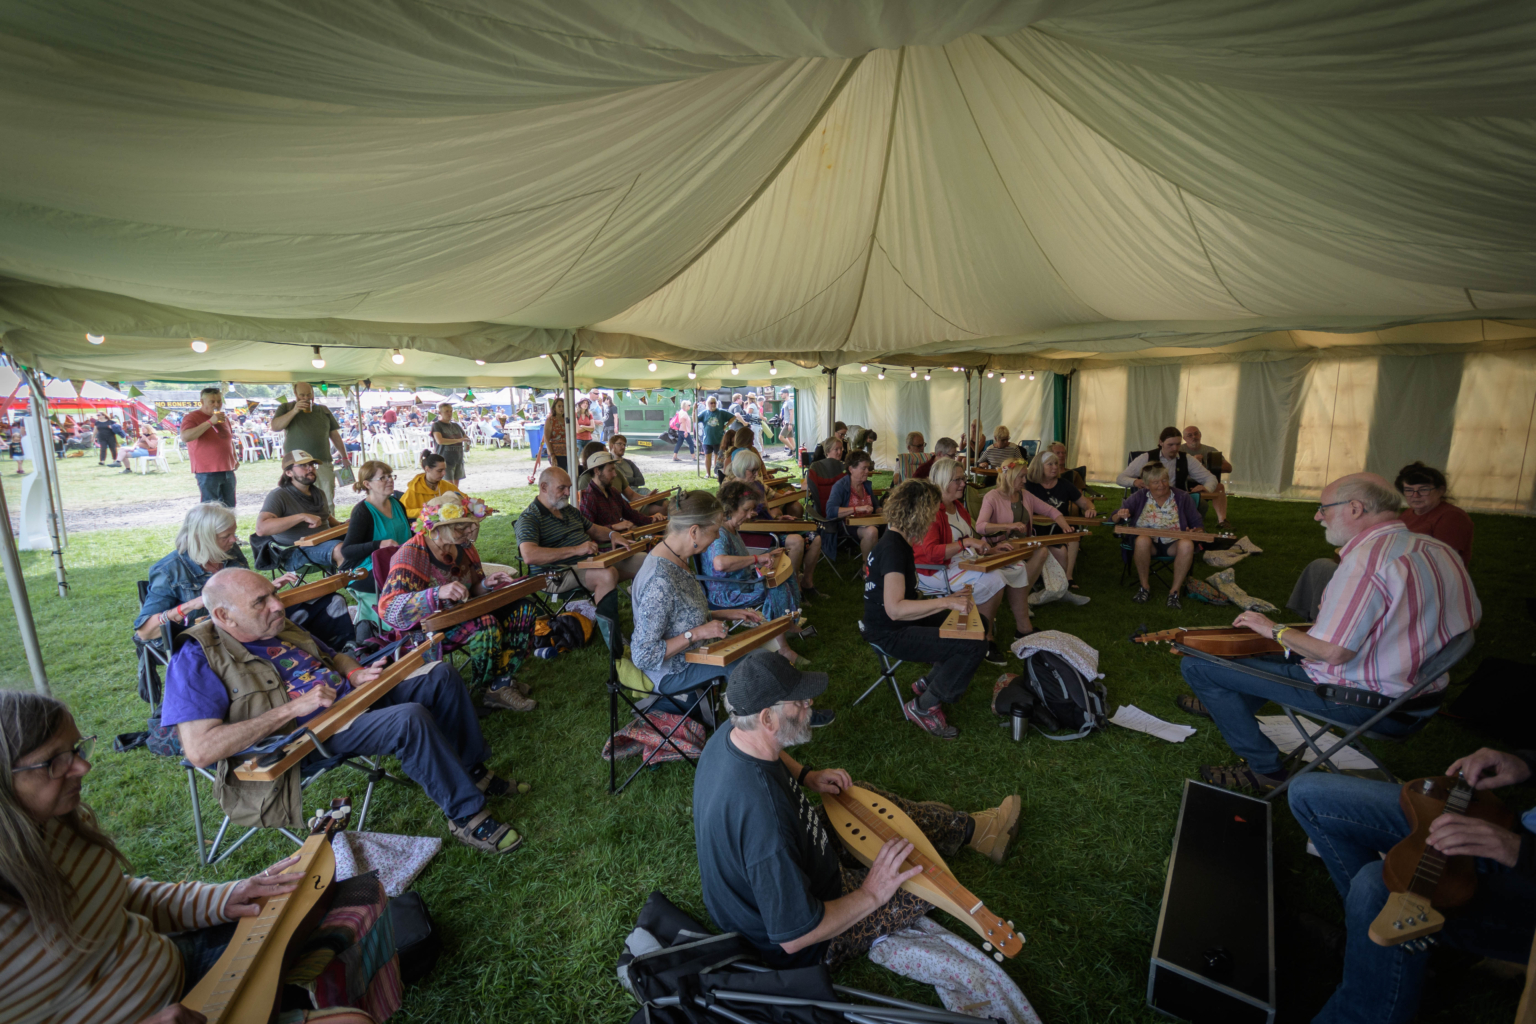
<box><xmin>0</xmin><ymin>481</ymin><xmax>49</xmax><ymax>695</ymax></box>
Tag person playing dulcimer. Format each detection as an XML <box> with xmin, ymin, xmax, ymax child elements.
<box><xmin>722</xmin><ymin>447</ymin><xmax>822</xmax><ymax>599</ymax></box>
<box><xmin>825</xmin><ymin>450</ymin><xmax>884</xmax><ymax>558</ymax></box>
<box><xmin>1287</xmin><ymin>746</ymin><xmax>1535</xmax><ymax>1024</ymax></box>
<box><xmin>978</xmin><ymin>459</ymin><xmax>1089</xmax><ymax>607</ymax></box>
<box><xmin>1180</xmin><ymin>472</ymin><xmax>1480</xmax><ymax>795</ymax></box>
<box><xmin>630</xmin><ymin>490</ymin><xmax>813</xmax><ymax>704</ymax></box>
<box><xmin>379</xmin><ymin>491</ymin><xmax>540</xmax><ymax>712</ymax></box>
<box><xmin>913</xmin><ymin>457</ymin><xmax>1042</xmax><ymax>667</ymax></box>
<box><xmin>701</xmin><ymin>481</ymin><xmax>816</xmax><ymax>661</ymax></box>
<box><xmin>692</xmin><ymin>650</ymin><xmax>1020</xmax><ymax>969</ymax></box>
<box><xmin>1111</xmin><ymin>462</ymin><xmax>1202</xmax><ymax>608</ymax></box>
<box><xmin>0</xmin><ymin>690</ymin><xmax>356</xmax><ymax>1024</ymax></box>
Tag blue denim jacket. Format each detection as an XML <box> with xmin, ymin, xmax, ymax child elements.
<box><xmin>134</xmin><ymin>545</ymin><xmax>250</xmax><ymax>630</ymax></box>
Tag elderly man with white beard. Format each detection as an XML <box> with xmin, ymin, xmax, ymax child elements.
<box><xmin>692</xmin><ymin>649</ymin><xmax>1021</xmax><ymax>970</ymax></box>
<box><xmin>1178</xmin><ymin>473</ymin><xmax>1480</xmax><ymax>795</ymax></box>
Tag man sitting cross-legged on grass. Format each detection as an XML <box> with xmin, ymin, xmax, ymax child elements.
<box><xmin>162</xmin><ymin>567</ymin><xmax>528</xmax><ymax>854</ymax></box>
<box><xmin>1180</xmin><ymin>472</ymin><xmax>1480</xmax><ymax>794</ymax></box>
<box><xmin>693</xmin><ymin>649</ymin><xmax>1020</xmax><ymax>970</ymax></box>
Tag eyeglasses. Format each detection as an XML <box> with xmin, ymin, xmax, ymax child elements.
<box><xmin>13</xmin><ymin>736</ymin><xmax>96</xmax><ymax>779</ymax></box>
<box><xmin>1315</xmin><ymin>500</ymin><xmax>1353</xmax><ymax>515</ymax></box>
<box><xmin>1400</xmin><ymin>486</ymin><xmax>1438</xmax><ymax>497</ymax></box>
<box><xmin>779</xmin><ymin>698</ymin><xmax>814</xmax><ymax>710</ymax></box>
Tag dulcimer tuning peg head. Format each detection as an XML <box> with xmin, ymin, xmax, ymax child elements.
<box><xmin>994</xmin><ymin>952</ymin><xmax>1004</xmax><ymax>963</ymax></box>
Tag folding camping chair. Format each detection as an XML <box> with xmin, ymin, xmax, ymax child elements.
<box><xmin>600</xmin><ymin>613</ymin><xmax>725</xmax><ymax>795</ymax></box>
<box><xmin>1118</xmin><ymin>534</ymin><xmax>1177</xmax><ymax>592</ymax></box>
<box><xmin>805</xmin><ymin>463</ymin><xmax>848</xmax><ymax>580</ymax></box>
<box><xmin>1175</xmin><ymin>630</ymin><xmax>1476</xmax><ymax>802</ymax></box>
<box><xmin>854</xmin><ymin>620</ymin><xmax>911</xmax><ymax>715</ymax></box>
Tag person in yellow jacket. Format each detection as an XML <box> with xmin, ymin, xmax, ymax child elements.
<box><xmin>402</xmin><ymin>450</ymin><xmax>465</xmax><ymax>516</ymax></box>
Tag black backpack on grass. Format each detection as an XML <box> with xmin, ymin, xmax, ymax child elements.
<box><xmin>1021</xmin><ymin>649</ymin><xmax>1106</xmax><ymax>741</ymax></box>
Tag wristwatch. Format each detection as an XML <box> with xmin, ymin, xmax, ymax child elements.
<box><xmin>684</xmin><ymin>630</ymin><xmax>694</xmax><ymax>643</ymax></box>
<box><xmin>1270</xmin><ymin>622</ymin><xmax>1284</xmax><ymax>640</ymax></box>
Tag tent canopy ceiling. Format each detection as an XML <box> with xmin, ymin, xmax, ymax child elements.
<box><xmin>1</xmin><ymin>1</ymin><xmax>1534</xmax><ymax>381</ymax></box>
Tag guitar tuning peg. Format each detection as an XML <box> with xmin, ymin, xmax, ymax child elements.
<box><xmin>982</xmin><ymin>942</ymin><xmax>993</xmax><ymax>952</ymax></box>
<box><xmin>993</xmin><ymin>952</ymin><xmax>1004</xmax><ymax>963</ymax></box>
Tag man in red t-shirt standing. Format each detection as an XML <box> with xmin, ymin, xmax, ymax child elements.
<box><xmin>180</xmin><ymin>387</ymin><xmax>239</xmax><ymax>506</ymax></box>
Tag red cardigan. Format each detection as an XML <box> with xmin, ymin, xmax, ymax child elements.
<box><xmin>912</xmin><ymin>502</ymin><xmax>973</xmax><ymax>574</ymax></box>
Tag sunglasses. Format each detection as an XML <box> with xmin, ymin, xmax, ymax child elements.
<box><xmin>13</xmin><ymin>736</ymin><xmax>96</xmax><ymax>779</ymax></box>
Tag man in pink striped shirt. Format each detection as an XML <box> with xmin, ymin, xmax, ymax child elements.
<box><xmin>1179</xmin><ymin>472</ymin><xmax>1480</xmax><ymax>793</ymax></box>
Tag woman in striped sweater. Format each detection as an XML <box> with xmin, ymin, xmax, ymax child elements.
<box><xmin>0</xmin><ymin>691</ymin><xmax>305</xmax><ymax>1024</ymax></box>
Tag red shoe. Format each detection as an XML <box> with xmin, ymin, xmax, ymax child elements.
<box><xmin>903</xmin><ymin>698</ymin><xmax>958</xmax><ymax>739</ymax></box>
<box><xmin>910</xmin><ymin>676</ymin><xmax>928</xmax><ymax>697</ymax></box>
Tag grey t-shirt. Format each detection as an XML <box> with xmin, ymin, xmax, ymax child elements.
<box><xmin>275</xmin><ymin>401</ymin><xmax>340</xmax><ymax>459</ymax></box>
<box><xmin>259</xmin><ymin>484</ymin><xmax>333</xmax><ymax>545</ymax></box>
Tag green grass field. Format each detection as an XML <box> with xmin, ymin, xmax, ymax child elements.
<box><xmin>2</xmin><ymin>452</ymin><xmax>1533</xmax><ymax>1023</ymax></box>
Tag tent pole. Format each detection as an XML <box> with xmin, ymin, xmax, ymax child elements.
<box><xmin>0</xmin><ymin>480</ymin><xmax>49</xmax><ymax>695</ymax></box>
<box><xmin>825</xmin><ymin>367</ymin><xmax>837</xmax><ymax>438</ymax></box>
<box><xmin>964</xmin><ymin>367</ymin><xmax>974</xmax><ymax>466</ymax></box>
<box><xmin>562</xmin><ymin>344</ymin><xmax>578</xmax><ymax>474</ymax></box>
<box><xmin>694</xmin><ymin>385</ymin><xmax>702</xmax><ymax>478</ymax></box>
<box><xmin>21</xmin><ymin>368</ymin><xmax>68</xmax><ymax>597</ymax></box>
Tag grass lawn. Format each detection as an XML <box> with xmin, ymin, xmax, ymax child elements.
<box><xmin>2</xmin><ymin>453</ymin><xmax>1533</xmax><ymax>1023</ymax></box>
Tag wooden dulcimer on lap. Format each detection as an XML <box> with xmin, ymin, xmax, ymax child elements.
<box><xmin>825</xmin><ymin>786</ymin><xmax>1024</xmax><ymax>959</ymax></box>
<box><xmin>622</xmin><ymin>519</ymin><xmax>668</xmax><ymax>541</ymax></box>
<box><xmin>574</xmin><ymin>536</ymin><xmax>659</xmax><ymax>570</ymax></box>
<box><xmin>1369</xmin><ymin>775</ymin><xmax>1512</xmax><ymax>950</ymax></box>
<box><xmin>1032</xmin><ymin>515</ymin><xmax>1099</xmax><ymax>527</ymax></box>
<box><xmin>738</xmin><ymin>518</ymin><xmax>818</xmax><ymax>533</ymax></box>
<box><xmin>233</xmin><ymin>634</ymin><xmax>438</xmax><ymax>782</ymax></box>
<box><xmin>939</xmin><ymin>589</ymin><xmax>984</xmax><ymax>640</ymax></box>
<box><xmin>277</xmin><ymin>569</ymin><xmax>367</xmax><ymax>607</ymax></box>
<box><xmin>626</xmin><ymin>488</ymin><xmax>675</xmax><ymax>513</ymax></box>
<box><xmin>684</xmin><ymin>613</ymin><xmax>797</xmax><ymax>666</ymax></box>
<box><xmin>421</xmin><ymin>575</ymin><xmax>546</xmax><ymax>632</ymax></box>
<box><xmin>293</xmin><ymin>523</ymin><xmax>348</xmax><ymax>548</ymax></box>
<box><xmin>956</xmin><ymin>534</ymin><xmax>1080</xmax><ymax>572</ymax></box>
<box><xmin>1113</xmin><ymin>525</ymin><xmax>1232</xmax><ymax>543</ymax></box>
<box><xmin>755</xmin><ymin>550</ymin><xmax>794</xmax><ymax>588</ymax></box>
<box><xmin>1132</xmin><ymin>624</ymin><xmax>1311</xmax><ymax>658</ymax></box>
<box><xmin>182</xmin><ymin>797</ymin><xmax>352</xmax><ymax>1023</ymax></box>
<box><xmin>765</xmin><ymin>488</ymin><xmax>806</xmax><ymax>510</ymax></box>
<box><xmin>847</xmin><ymin>513</ymin><xmax>886</xmax><ymax>526</ymax></box>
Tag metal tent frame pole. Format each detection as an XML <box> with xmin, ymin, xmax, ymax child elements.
<box><xmin>0</xmin><ymin>481</ymin><xmax>49</xmax><ymax>694</ymax></box>
<box><xmin>20</xmin><ymin>367</ymin><xmax>68</xmax><ymax>597</ymax></box>
<box><xmin>694</xmin><ymin>385</ymin><xmax>702</xmax><ymax>478</ymax></box>
<box><xmin>963</xmin><ymin>367</ymin><xmax>974</xmax><ymax>466</ymax></box>
<box><xmin>825</xmin><ymin>366</ymin><xmax>838</xmax><ymax>439</ymax></box>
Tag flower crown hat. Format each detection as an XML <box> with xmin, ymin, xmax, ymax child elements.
<box><xmin>415</xmin><ymin>490</ymin><xmax>497</xmax><ymax>534</ymax></box>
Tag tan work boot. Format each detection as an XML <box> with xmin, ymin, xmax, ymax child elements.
<box><xmin>483</xmin><ymin>687</ymin><xmax>537</xmax><ymax>712</ymax></box>
<box><xmin>968</xmin><ymin>794</ymin><xmax>1021</xmax><ymax>864</ymax></box>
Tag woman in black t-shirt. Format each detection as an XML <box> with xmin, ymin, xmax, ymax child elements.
<box><xmin>862</xmin><ymin>480</ymin><xmax>988</xmax><ymax>740</ymax></box>
<box><xmin>1024</xmin><ymin>449</ymin><xmax>1097</xmax><ymax>586</ymax></box>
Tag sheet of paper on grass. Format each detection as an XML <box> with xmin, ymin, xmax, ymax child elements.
<box><xmin>1256</xmin><ymin>715</ymin><xmax>1377</xmax><ymax>769</ymax></box>
<box><xmin>1110</xmin><ymin>705</ymin><xmax>1196</xmax><ymax>743</ymax></box>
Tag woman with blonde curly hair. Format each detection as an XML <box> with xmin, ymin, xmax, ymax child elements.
<box><xmin>862</xmin><ymin>480</ymin><xmax>988</xmax><ymax>739</ymax></box>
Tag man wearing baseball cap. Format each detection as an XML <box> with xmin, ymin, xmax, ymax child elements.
<box><xmin>693</xmin><ymin>649</ymin><xmax>1021</xmax><ymax>970</ymax></box>
<box><xmin>255</xmin><ymin>449</ymin><xmax>346</xmax><ymax>571</ymax></box>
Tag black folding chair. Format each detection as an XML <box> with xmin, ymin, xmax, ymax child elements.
<box><xmin>1176</xmin><ymin>630</ymin><xmax>1476</xmax><ymax>802</ymax></box>
<box><xmin>600</xmin><ymin>613</ymin><xmax>725</xmax><ymax>795</ymax></box>
<box><xmin>853</xmin><ymin>620</ymin><xmax>913</xmax><ymax>715</ymax></box>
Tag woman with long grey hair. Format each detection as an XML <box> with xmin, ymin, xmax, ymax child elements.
<box><xmin>134</xmin><ymin>501</ymin><xmax>354</xmax><ymax>651</ymax></box>
<box><xmin>0</xmin><ymin>690</ymin><xmax>302</xmax><ymax>1023</ymax></box>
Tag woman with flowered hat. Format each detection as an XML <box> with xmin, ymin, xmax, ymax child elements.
<box><xmin>379</xmin><ymin>491</ymin><xmax>539</xmax><ymax>712</ymax></box>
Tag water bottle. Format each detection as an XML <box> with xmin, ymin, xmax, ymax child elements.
<box><xmin>1010</xmin><ymin>704</ymin><xmax>1027</xmax><ymax>742</ymax></box>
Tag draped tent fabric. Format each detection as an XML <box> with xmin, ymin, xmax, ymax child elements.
<box><xmin>0</xmin><ymin>2</ymin><xmax>1534</xmax><ymax>511</ymax></box>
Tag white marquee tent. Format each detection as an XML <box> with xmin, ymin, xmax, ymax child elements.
<box><xmin>0</xmin><ymin>2</ymin><xmax>1534</xmax><ymax>509</ymax></box>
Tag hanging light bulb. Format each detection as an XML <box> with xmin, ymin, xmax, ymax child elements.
<box><xmin>1028</xmin><ymin>370</ymin><xmax>1036</xmax><ymax>381</ymax></box>
<box><xmin>311</xmin><ymin>346</ymin><xmax>326</xmax><ymax>369</ymax></box>
<box><xmin>86</xmin><ymin>333</ymin><xmax>105</xmax><ymax>345</ymax></box>
<box><xmin>1018</xmin><ymin>372</ymin><xmax>1025</xmax><ymax>381</ymax></box>
<box><xmin>769</xmin><ymin>361</ymin><xmax>777</xmax><ymax>375</ymax></box>
<box><xmin>539</xmin><ymin>353</ymin><xmax>549</xmax><ymax>359</ymax></box>
<box><xmin>923</xmin><ymin>371</ymin><xmax>931</xmax><ymax>381</ymax></box>
<box><xmin>731</xmin><ymin>363</ymin><xmax>739</xmax><ymax>375</ymax></box>
<box><xmin>190</xmin><ymin>339</ymin><xmax>208</xmax><ymax>354</ymax></box>
<box><xmin>647</xmin><ymin>360</ymin><xmax>658</xmax><ymax>372</ymax></box>
<box><xmin>951</xmin><ymin>366</ymin><xmax>960</xmax><ymax>372</ymax></box>
<box><xmin>860</xmin><ymin>364</ymin><xmax>868</xmax><ymax>373</ymax></box>
<box><xmin>910</xmin><ymin>368</ymin><xmax>918</xmax><ymax>378</ymax></box>
<box><xmin>688</xmin><ymin>364</ymin><xmax>697</xmax><ymax>380</ymax></box>
<box><xmin>593</xmin><ymin>357</ymin><xmax>605</xmax><ymax>368</ymax></box>
<box><xmin>986</xmin><ymin>370</ymin><xmax>994</xmax><ymax>378</ymax></box>
<box><xmin>391</xmin><ymin>348</ymin><xmax>405</xmax><ymax>364</ymax></box>
<box><xmin>475</xmin><ymin>359</ymin><xmax>486</xmax><ymax>366</ymax></box>
<box><xmin>876</xmin><ymin>368</ymin><xmax>885</xmax><ymax>380</ymax></box>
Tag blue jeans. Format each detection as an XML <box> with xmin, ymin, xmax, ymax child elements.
<box><xmin>285</xmin><ymin>594</ymin><xmax>357</xmax><ymax>651</ymax></box>
<box><xmin>196</xmin><ymin>470</ymin><xmax>237</xmax><ymax>507</ymax></box>
<box><xmin>278</xmin><ymin>538</ymin><xmax>343</xmax><ymax>572</ymax></box>
<box><xmin>1180</xmin><ymin>653</ymin><xmax>1417</xmax><ymax>775</ymax></box>
<box><xmin>673</xmin><ymin>432</ymin><xmax>695</xmax><ymax>455</ymax></box>
<box><xmin>172</xmin><ymin>920</ymin><xmax>238</xmax><ymax>997</ymax></box>
<box><xmin>1288</xmin><ymin>772</ymin><xmax>1536</xmax><ymax>1024</ymax></box>
<box><xmin>310</xmin><ymin>662</ymin><xmax>489</xmax><ymax>822</ymax></box>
